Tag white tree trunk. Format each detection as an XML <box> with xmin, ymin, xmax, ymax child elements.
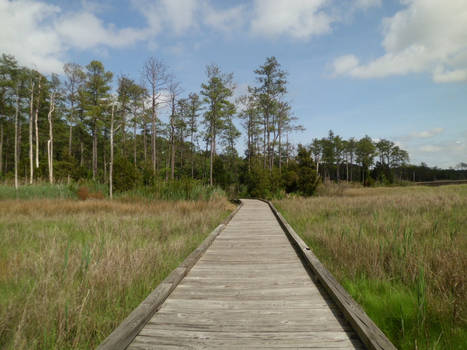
<box><xmin>14</xmin><ymin>86</ymin><xmax>19</xmax><ymax>190</ymax></box>
<box><xmin>47</xmin><ymin>92</ymin><xmax>55</xmax><ymax>184</ymax></box>
<box><xmin>35</xmin><ymin>77</ymin><xmax>41</xmax><ymax>169</ymax></box>
<box><xmin>29</xmin><ymin>81</ymin><xmax>34</xmax><ymax>184</ymax></box>
<box><xmin>110</xmin><ymin>104</ymin><xmax>115</xmax><ymax>199</ymax></box>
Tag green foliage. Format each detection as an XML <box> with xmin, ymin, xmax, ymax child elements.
<box><xmin>245</xmin><ymin>165</ymin><xmax>271</xmax><ymax>199</ymax></box>
<box><xmin>112</xmin><ymin>157</ymin><xmax>139</xmax><ymax>192</ymax></box>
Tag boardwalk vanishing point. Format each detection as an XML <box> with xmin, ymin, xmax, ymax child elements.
<box><xmin>99</xmin><ymin>199</ymin><xmax>396</xmax><ymax>350</ymax></box>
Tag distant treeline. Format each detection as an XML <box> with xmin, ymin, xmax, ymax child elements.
<box><xmin>0</xmin><ymin>53</ymin><xmax>464</xmax><ymax>198</ymax></box>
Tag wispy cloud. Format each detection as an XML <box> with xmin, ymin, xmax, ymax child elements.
<box><xmin>409</xmin><ymin>128</ymin><xmax>444</xmax><ymax>139</ymax></box>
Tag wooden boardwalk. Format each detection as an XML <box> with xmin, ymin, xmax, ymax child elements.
<box><xmin>127</xmin><ymin>199</ymin><xmax>363</xmax><ymax>349</ymax></box>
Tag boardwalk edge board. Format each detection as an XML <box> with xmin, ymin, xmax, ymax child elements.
<box><xmin>264</xmin><ymin>200</ymin><xmax>397</xmax><ymax>350</ymax></box>
<box><xmin>96</xmin><ymin>201</ymin><xmax>243</xmax><ymax>350</ymax></box>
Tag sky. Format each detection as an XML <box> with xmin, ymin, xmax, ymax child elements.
<box><xmin>1</xmin><ymin>0</ymin><xmax>466</xmax><ymax>168</ymax></box>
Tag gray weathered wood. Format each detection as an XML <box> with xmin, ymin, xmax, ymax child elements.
<box><xmin>127</xmin><ymin>199</ymin><xmax>364</xmax><ymax>349</ymax></box>
<box><xmin>265</xmin><ymin>200</ymin><xmax>396</xmax><ymax>350</ymax></box>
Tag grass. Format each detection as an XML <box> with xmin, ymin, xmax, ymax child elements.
<box><xmin>0</xmin><ymin>180</ymin><xmax>225</xmax><ymax>201</ymax></box>
<box><xmin>274</xmin><ymin>184</ymin><xmax>467</xmax><ymax>350</ymax></box>
<box><xmin>0</xmin><ymin>197</ymin><xmax>234</xmax><ymax>349</ymax></box>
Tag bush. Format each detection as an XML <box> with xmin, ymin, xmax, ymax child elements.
<box><xmin>113</xmin><ymin>157</ymin><xmax>139</xmax><ymax>192</ymax></box>
<box><xmin>77</xmin><ymin>186</ymin><xmax>89</xmax><ymax>200</ymax></box>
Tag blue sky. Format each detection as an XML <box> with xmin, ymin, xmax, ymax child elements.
<box><xmin>1</xmin><ymin>0</ymin><xmax>466</xmax><ymax>167</ymax></box>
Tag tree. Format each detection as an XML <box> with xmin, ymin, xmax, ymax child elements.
<box><xmin>345</xmin><ymin>137</ymin><xmax>357</xmax><ymax>182</ymax></box>
<box><xmin>184</xmin><ymin>93</ymin><xmax>202</xmax><ymax>178</ymax></box>
<box><xmin>109</xmin><ymin>99</ymin><xmax>120</xmax><ymax>199</ymax></box>
<box><xmin>254</xmin><ymin>57</ymin><xmax>287</xmax><ymax>170</ymax></box>
<box><xmin>322</xmin><ymin>130</ymin><xmax>336</xmax><ymax>181</ymax></box>
<box><xmin>310</xmin><ymin>138</ymin><xmax>323</xmax><ymax>175</ymax></box>
<box><xmin>201</xmin><ymin>64</ymin><xmax>235</xmax><ymax>186</ymax></box>
<box><xmin>84</xmin><ymin>61</ymin><xmax>112</xmax><ymax>180</ymax></box>
<box><xmin>356</xmin><ymin>136</ymin><xmax>376</xmax><ymax>185</ymax></box>
<box><xmin>296</xmin><ymin>144</ymin><xmax>319</xmax><ymax>196</ymax></box>
<box><xmin>63</xmin><ymin>63</ymin><xmax>85</xmax><ymax>158</ymax></box>
<box><xmin>238</xmin><ymin>92</ymin><xmax>260</xmax><ymax>172</ymax></box>
<box><xmin>143</xmin><ymin>57</ymin><xmax>168</xmax><ymax>175</ymax></box>
<box><xmin>334</xmin><ymin>135</ymin><xmax>345</xmax><ymax>181</ymax></box>
<box><xmin>47</xmin><ymin>74</ymin><xmax>60</xmax><ymax>184</ymax></box>
<box><xmin>167</xmin><ymin>78</ymin><xmax>183</xmax><ymax>180</ymax></box>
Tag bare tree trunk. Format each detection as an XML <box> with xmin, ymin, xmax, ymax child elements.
<box><xmin>165</xmin><ymin>142</ymin><xmax>169</xmax><ymax>182</ymax></box>
<box><xmin>142</xmin><ymin>102</ymin><xmax>147</xmax><ymax>163</ymax></box>
<box><xmin>143</xmin><ymin>125</ymin><xmax>147</xmax><ymax>162</ymax></box>
<box><xmin>29</xmin><ymin>80</ymin><xmax>34</xmax><ymax>184</ymax></box>
<box><xmin>209</xmin><ymin>124</ymin><xmax>216</xmax><ymax>186</ymax></box>
<box><xmin>151</xmin><ymin>104</ymin><xmax>156</xmax><ymax>174</ymax></box>
<box><xmin>278</xmin><ymin>120</ymin><xmax>282</xmax><ymax>174</ymax></box>
<box><xmin>14</xmin><ymin>86</ymin><xmax>19</xmax><ymax>190</ymax></box>
<box><xmin>170</xmin><ymin>121</ymin><xmax>175</xmax><ymax>180</ymax></box>
<box><xmin>191</xmin><ymin>129</ymin><xmax>194</xmax><ymax>179</ymax></box>
<box><xmin>35</xmin><ymin>77</ymin><xmax>41</xmax><ymax>169</ymax></box>
<box><xmin>133</xmin><ymin>118</ymin><xmax>137</xmax><ymax>168</ymax></box>
<box><xmin>47</xmin><ymin>92</ymin><xmax>55</xmax><ymax>184</ymax></box>
<box><xmin>110</xmin><ymin>104</ymin><xmax>115</xmax><ymax>199</ymax></box>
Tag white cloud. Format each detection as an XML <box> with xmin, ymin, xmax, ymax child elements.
<box><xmin>332</xmin><ymin>55</ymin><xmax>359</xmax><ymax>76</ymax></box>
<box><xmin>251</xmin><ymin>0</ymin><xmax>334</xmax><ymax>39</ymax></box>
<box><xmin>0</xmin><ymin>0</ymin><xmax>152</xmax><ymax>73</ymax></box>
<box><xmin>0</xmin><ymin>0</ymin><xmax>64</xmax><ymax>73</ymax></box>
<box><xmin>332</xmin><ymin>0</ymin><xmax>467</xmax><ymax>82</ymax></box>
<box><xmin>203</xmin><ymin>3</ymin><xmax>245</xmax><ymax>32</ymax></box>
<box><xmin>134</xmin><ymin>0</ymin><xmax>245</xmax><ymax>35</ymax></box>
<box><xmin>410</xmin><ymin>128</ymin><xmax>444</xmax><ymax>139</ymax></box>
<box><xmin>56</xmin><ymin>12</ymin><xmax>150</xmax><ymax>50</ymax></box>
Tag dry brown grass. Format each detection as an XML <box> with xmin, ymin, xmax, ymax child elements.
<box><xmin>0</xmin><ymin>198</ymin><xmax>234</xmax><ymax>349</ymax></box>
<box><xmin>275</xmin><ymin>184</ymin><xmax>467</xmax><ymax>349</ymax></box>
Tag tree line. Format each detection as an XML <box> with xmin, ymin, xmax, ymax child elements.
<box><xmin>1</xmin><ymin>53</ymin><xmax>463</xmax><ymax>198</ymax></box>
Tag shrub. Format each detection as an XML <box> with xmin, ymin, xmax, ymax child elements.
<box><xmin>113</xmin><ymin>158</ymin><xmax>139</xmax><ymax>192</ymax></box>
<box><xmin>77</xmin><ymin>186</ymin><xmax>89</xmax><ymax>200</ymax></box>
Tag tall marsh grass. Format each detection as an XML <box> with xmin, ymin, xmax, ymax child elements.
<box><xmin>0</xmin><ymin>197</ymin><xmax>234</xmax><ymax>349</ymax></box>
<box><xmin>274</xmin><ymin>184</ymin><xmax>467</xmax><ymax>349</ymax></box>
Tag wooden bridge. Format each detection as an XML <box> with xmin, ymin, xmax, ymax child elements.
<box><xmin>99</xmin><ymin>199</ymin><xmax>396</xmax><ymax>350</ymax></box>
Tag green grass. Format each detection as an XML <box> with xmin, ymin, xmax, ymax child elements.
<box><xmin>0</xmin><ymin>197</ymin><xmax>234</xmax><ymax>349</ymax></box>
<box><xmin>0</xmin><ymin>180</ymin><xmax>225</xmax><ymax>201</ymax></box>
<box><xmin>274</xmin><ymin>184</ymin><xmax>467</xmax><ymax>350</ymax></box>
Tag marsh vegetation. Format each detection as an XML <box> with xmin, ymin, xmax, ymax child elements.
<box><xmin>0</xmin><ymin>196</ymin><xmax>233</xmax><ymax>349</ymax></box>
<box><xmin>275</xmin><ymin>184</ymin><xmax>467</xmax><ymax>349</ymax></box>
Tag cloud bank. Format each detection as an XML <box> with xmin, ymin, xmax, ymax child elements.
<box><xmin>0</xmin><ymin>0</ymin><xmax>383</xmax><ymax>73</ymax></box>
